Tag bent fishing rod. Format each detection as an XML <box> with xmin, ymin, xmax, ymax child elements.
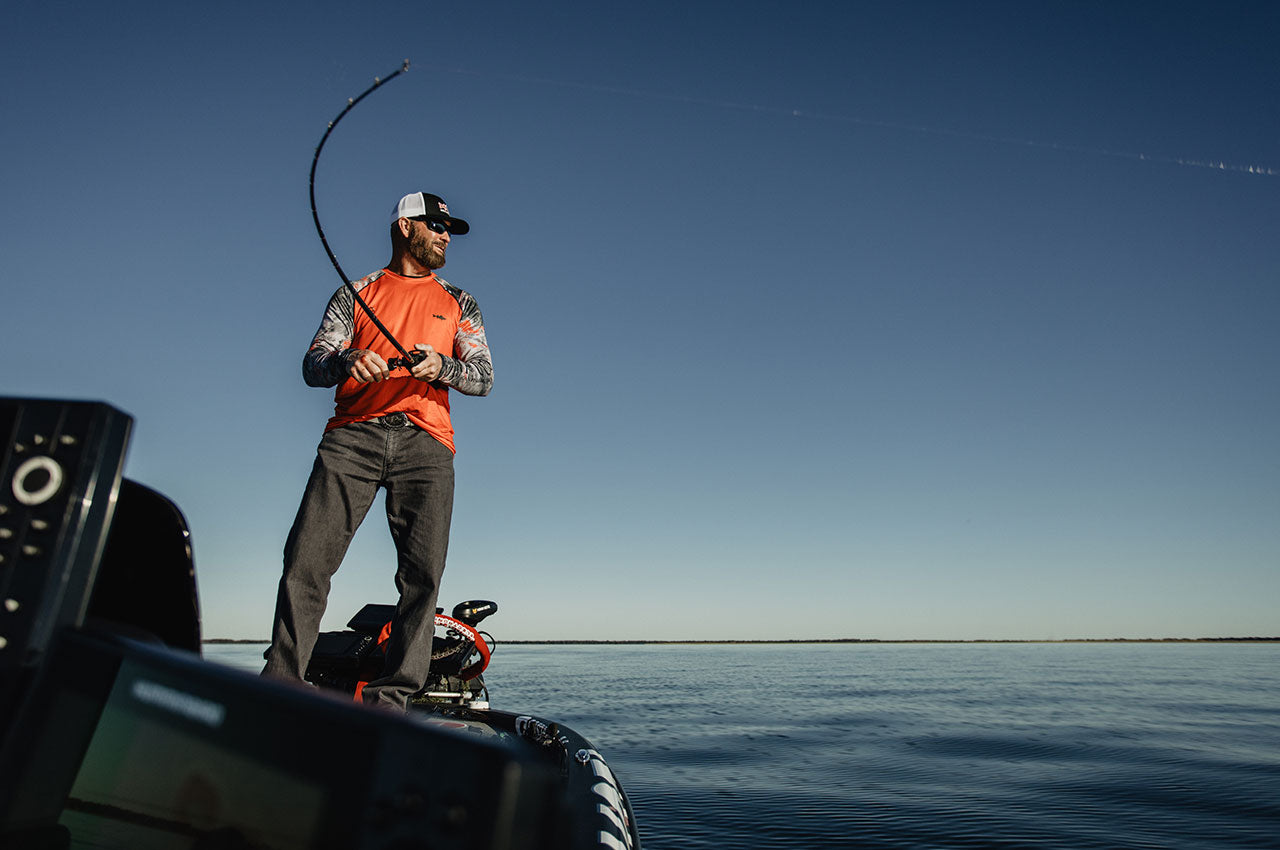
<box><xmin>309</xmin><ymin>60</ymin><xmax>423</xmax><ymax>371</ymax></box>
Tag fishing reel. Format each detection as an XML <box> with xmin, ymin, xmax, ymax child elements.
<box><xmin>387</xmin><ymin>350</ymin><xmax>427</xmax><ymax>371</ymax></box>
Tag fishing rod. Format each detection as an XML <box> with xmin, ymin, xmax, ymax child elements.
<box><xmin>308</xmin><ymin>60</ymin><xmax>423</xmax><ymax>372</ymax></box>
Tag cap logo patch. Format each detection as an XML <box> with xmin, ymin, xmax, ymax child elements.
<box><xmin>438</xmin><ymin>201</ymin><xmax>450</xmax><ymax>214</ymax></box>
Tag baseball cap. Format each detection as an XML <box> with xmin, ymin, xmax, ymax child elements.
<box><xmin>391</xmin><ymin>191</ymin><xmax>470</xmax><ymax>234</ymax></box>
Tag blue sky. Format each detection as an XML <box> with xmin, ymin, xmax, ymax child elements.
<box><xmin>3</xmin><ymin>1</ymin><xmax>1277</xmax><ymax>640</ymax></box>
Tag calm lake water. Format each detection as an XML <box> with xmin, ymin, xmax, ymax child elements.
<box><xmin>206</xmin><ymin>642</ymin><xmax>1280</xmax><ymax>849</ymax></box>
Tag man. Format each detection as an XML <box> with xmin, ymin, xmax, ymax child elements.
<box><xmin>263</xmin><ymin>191</ymin><xmax>493</xmax><ymax>710</ymax></box>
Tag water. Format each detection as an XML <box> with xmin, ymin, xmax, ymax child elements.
<box><xmin>206</xmin><ymin>642</ymin><xmax>1280</xmax><ymax>849</ymax></box>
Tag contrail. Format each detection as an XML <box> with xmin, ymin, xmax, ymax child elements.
<box><xmin>446</xmin><ymin>67</ymin><xmax>1278</xmax><ymax>178</ymax></box>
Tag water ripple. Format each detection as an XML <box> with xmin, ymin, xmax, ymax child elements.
<box><xmin>208</xmin><ymin>642</ymin><xmax>1280</xmax><ymax>849</ymax></box>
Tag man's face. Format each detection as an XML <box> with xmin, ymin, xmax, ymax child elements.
<box><xmin>407</xmin><ymin>218</ymin><xmax>449</xmax><ymax>270</ymax></box>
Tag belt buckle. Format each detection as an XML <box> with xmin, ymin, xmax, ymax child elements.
<box><xmin>385</xmin><ymin>412</ymin><xmax>409</xmax><ymax>429</ymax></box>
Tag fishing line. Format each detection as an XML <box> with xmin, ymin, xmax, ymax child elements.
<box><xmin>309</xmin><ymin>60</ymin><xmax>423</xmax><ymax>371</ymax></box>
<box><xmin>445</xmin><ymin>66</ymin><xmax>1278</xmax><ymax>178</ymax></box>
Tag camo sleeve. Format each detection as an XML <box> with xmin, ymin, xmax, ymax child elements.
<box><xmin>436</xmin><ymin>285</ymin><xmax>493</xmax><ymax>397</ymax></box>
<box><xmin>302</xmin><ymin>284</ymin><xmax>359</xmax><ymax>388</ymax></box>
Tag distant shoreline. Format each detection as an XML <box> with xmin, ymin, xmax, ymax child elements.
<box><xmin>204</xmin><ymin>637</ymin><xmax>1280</xmax><ymax>645</ymax></box>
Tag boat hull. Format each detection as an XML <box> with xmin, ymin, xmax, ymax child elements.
<box><xmin>409</xmin><ymin>702</ymin><xmax>642</xmax><ymax>850</ymax></box>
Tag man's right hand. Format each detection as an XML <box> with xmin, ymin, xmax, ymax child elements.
<box><xmin>348</xmin><ymin>349</ymin><xmax>391</xmax><ymax>383</ymax></box>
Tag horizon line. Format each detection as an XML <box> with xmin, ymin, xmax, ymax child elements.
<box><xmin>204</xmin><ymin>636</ymin><xmax>1280</xmax><ymax>645</ymax></box>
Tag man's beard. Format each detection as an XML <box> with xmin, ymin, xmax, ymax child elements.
<box><xmin>408</xmin><ymin>228</ymin><xmax>446</xmax><ymax>270</ymax></box>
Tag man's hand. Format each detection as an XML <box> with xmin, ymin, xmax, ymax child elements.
<box><xmin>348</xmin><ymin>349</ymin><xmax>391</xmax><ymax>383</ymax></box>
<box><xmin>409</xmin><ymin>344</ymin><xmax>443</xmax><ymax>382</ymax></box>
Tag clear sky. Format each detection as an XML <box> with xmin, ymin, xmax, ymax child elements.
<box><xmin>4</xmin><ymin>1</ymin><xmax>1277</xmax><ymax>641</ymax></box>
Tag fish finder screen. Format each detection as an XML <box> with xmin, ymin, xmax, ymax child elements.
<box><xmin>57</xmin><ymin>660</ymin><xmax>325</xmax><ymax>850</ymax></box>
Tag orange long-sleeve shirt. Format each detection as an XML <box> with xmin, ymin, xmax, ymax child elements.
<box><xmin>302</xmin><ymin>269</ymin><xmax>493</xmax><ymax>452</ymax></box>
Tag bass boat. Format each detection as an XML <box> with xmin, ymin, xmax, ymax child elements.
<box><xmin>0</xmin><ymin>397</ymin><xmax>642</xmax><ymax>850</ymax></box>
<box><xmin>306</xmin><ymin>600</ymin><xmax>643</xmax><ymax>850</ymax></box>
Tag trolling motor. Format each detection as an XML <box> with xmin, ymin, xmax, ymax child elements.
<box><xmin>306</xmin><ymin>599</ymin><xmax>499</xmax><ymax>706</ymax></box>
<box><xmin>452</xmin><ymin>600</ymin><xmax>498</xmax><ymax>627</ymax></box>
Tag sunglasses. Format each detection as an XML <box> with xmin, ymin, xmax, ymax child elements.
<box><xmin>415</xmin><ymin>218</ymin><xmax>450</xmax><ymax>234</ymax></box>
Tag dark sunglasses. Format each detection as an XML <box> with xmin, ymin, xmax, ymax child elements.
<box><xmin>414</xmin><ymin>218</ymin><xmax>450</xmax><ymax>234</ymax></box>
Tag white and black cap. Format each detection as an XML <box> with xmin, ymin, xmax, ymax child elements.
<box><xmin>391</xmin><ymin>191</ymin><xmax>470</xmax><ymax>234</ymax></box>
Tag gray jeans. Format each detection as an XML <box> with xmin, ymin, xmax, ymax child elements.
<box><xmin>263</xmin><ymin>413</ymin><xmax>455</xmax><ymax>709</ymax></box>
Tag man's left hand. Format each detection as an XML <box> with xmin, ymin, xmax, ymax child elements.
<box><xmin>410</xmin><ymin>344</ymin><xmax>444</xmax><ymax>382</ymax></box>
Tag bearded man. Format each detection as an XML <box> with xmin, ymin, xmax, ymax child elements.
<box><xmin>263</xmin><ymin>191</ymin><xmax>493</xmax><ymax>710</ymax></box>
